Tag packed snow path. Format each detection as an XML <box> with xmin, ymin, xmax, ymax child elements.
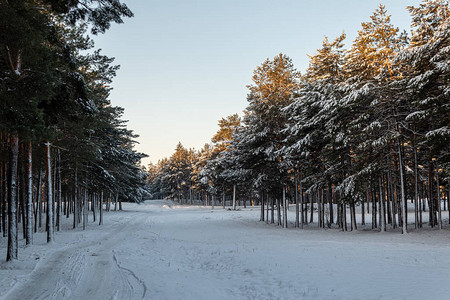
<box><xmin>1</xmin><ymin>200</ymin><xmax>450</xmax><ymax>300</ymax></box>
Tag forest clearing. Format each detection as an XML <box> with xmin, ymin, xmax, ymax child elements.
<box><xmin>1</xmin><ymin>1</ymin><xmax>449</xmax><ymax>299</ymax></box>
<box><xmin>0</xmin><ymin>200</ymin><xmax>449</xmax><ymax>300</ymax></box>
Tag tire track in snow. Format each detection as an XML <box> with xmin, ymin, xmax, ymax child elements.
<box><xmin>113</xmin><ymin>251</ymin><xmax>147</xmax><ymax>299</ymax></box>
<box><xmin>2</xmin><ymin>212</ymin><xmax>149</xmax><ymax>300</ymax></box>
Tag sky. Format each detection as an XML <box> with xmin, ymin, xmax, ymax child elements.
<box><xmin>92</xmin><ymin>0</ymin><xmax>422</xmax><ymax>168</ymax></box>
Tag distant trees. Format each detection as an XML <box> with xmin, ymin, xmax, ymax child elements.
<box><xmin>1</xmin><ymin>0</ymin><xmax>147</xmax><ymax>260</ymax></box>
<box><xmin>148</xmin><ymin>0</ymin><xmax>449</xmax><ymax>234</ymax></box>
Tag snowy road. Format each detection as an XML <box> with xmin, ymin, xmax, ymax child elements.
<box><xmin>1</xmin><ymin>200</ymin><xmax>450</xmax><ymax>300</ymax></box>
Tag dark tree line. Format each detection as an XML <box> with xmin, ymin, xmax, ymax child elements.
<box><xmin>0</xmin><ymin>0</ymin><xmax>147</xmax><ymax>261</ymax></box>
<box><xmin>147</xmin><ymin>0</ymin><xmax>449</xmax><ymax>234</ymax></box>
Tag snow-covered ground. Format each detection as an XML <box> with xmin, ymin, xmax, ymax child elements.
<box><xmin>0</xmin><ymin>200</ymin><xmax>449</xmax><ymax>300</ymax></box>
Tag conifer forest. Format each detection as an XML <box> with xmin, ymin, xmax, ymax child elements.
<box><xmin>0</xmin><ymin>1</ymin><xmax>449</xmax><ymax>299</ymax></box>
<box><xmin>148</xmin><ymin>1</ymin><xmax>450</xmax><ymax>234</ymax></box>
<box><xmin>1</xmin><ymin>0</ymin><xmax>147</xmax><ymax>261</ymax></box>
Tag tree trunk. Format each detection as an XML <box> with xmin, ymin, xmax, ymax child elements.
<box><xmin>295</xmin><ymin>172</ymin><xmax>299</xmax><ymax>228</ymax></box>
<box><xmin>385</xmin><ymin>173</ymin><xmax>392</xmax><ymax>225</ymax></box>
<box><xmin>390</xmin><ymin>170</ymin><xmax>397</xmax><ymax>229</ymax></box>
<box><xmin>45</xmin><ymin>142</ymin><xmax>54</xmax><ymax>243</ymax></box>
<box><xmin>222</xmin><ymin>190</ymin><xmax>225</xmax><ymax>209</ymax></box>
<box><xmin>361</xmin><ymin>191</ymin><xmax>365</xmax><ymax>225</ymax></box>
<box><xmin>56</xmin><ymin>149</ymin><xmax>62</xmax><ymax>231</ymax></box>
<box><xmin>99</xmin><ymin>191</ymin><xmax>103</xmax><ymax>225</ymax></box>
<box><xmin>26</xmin><ymin>142</ymin><xmax>33</xmax><ymax>244</ymax></box>
<box><xmin>436</xmin><ymin>165</ymin><xmax>442</xmax><ymax>230</ymax></box>
<box><xmin>270</xmin><ymin>196</ymin><xmax>274</xmax><ymax>224</ymax></box>
<box><xmin>2</xmin><ymin>161</ymin><xmax>7</xmax><ymax>237</ymax></box>
<box><xmin>260</xmin><ymin>191</ymin><xmax>264</xmax><ymax>222</ymax></box>
<box><xmin>83</xmin><ymin>189</ymin><xmax>88</xmax><ymax>230</ymax></box>
<box><xmin>283</xmin><ymin>186</ymin><xmax>287</xmax><ymax>228</ymax></box>
<box><xmin>73</xmin><ymin>166</ymin><xmax>78</xmax><ymax>229</ymax></box>
<box><xmin>349</xmin><ymin>200</ymin><xmax>355</xmax><ymax>231</ymax></box>
<box><xmin>232</xmin><ymin>184</ymin><xmax>236</xmax><ymax>210</ymax></box>
<box><xmin>379</xmin><ymin>176</ymin><xmax>386</xmax><ymax>232</ymax></box>
<box><xmin>398</xmin><ymin>141</ymin><xmax>407</xmax><ymax>234</ymax></box>
<box><xmin>413</xmin><ymin>142</ymin><xmax>419</xmax><ymax>229</ymax></box>
<box><xmin>276</xmin><ymin>198</ymin><xmax>281</xmax><ymax>226</ymax></box>
<box><xmin>299</xmin><ymin>172</ymin><xmax>304</xmax><ymax>228</ymax></box>
<box><xmin>7</xmin><ymin>134</ymin><xmax>19</xmax><ymax>261</ymax></box>
<box><xmin>318</xmin><ymin>190</ymin><xmax>322</xmax><ymax>228</ymax></box>
<box><xmin>328</xmin><ymin>181</ymin><xmax>333</xmax><ymax>227</ymax></box>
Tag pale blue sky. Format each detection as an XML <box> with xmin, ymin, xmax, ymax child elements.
<box><xmin>92</xmin><ymin>0</ymin><xmax>421</xmax><ymax>167</ymax></box>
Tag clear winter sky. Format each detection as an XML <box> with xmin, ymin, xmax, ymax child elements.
<box><xmin>92</xmin><ymin>0</ymin><xmax>422</xmax><ymax>168</ymax></box>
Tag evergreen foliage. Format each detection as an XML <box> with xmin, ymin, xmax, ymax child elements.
<box><xmin>0</xmin><ymin>0</ymin><xmax>146</xmax><ymax>260</ymax></box>
<box><xmin>148</xmin><ymin>0</ymin><xmax>449</xmax><ymax>234</ymax></box>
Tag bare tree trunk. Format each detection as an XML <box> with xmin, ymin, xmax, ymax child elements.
<box><xmin>299</xmin><ymin>172</ymin><xmax>304</xmax><ymax>228</ymax></box>
<box><xmin>2</xmin><ymin>161</ymin><xmax>7</xmax><ymax>237</ymax></box>
<box><xmin>0</xmin><ymin>162</ymin><xmax>3</xmax><ymax>236</ymax></box>
<box><xmin>73</xmin><ymin>166</ymin><xmax>78</xmax><ymax>229</ymax></box>
<box><xmin>398</xmin><ymin>141</ymin><xmax>407</xmax><ymax>234</ymax></box>
<box><xmin>379</xmin><ymin>176</ymin><xmax>386</xmax><ymax>232</ymax></box>
<box><xmin>56</xmin><ymin>149</ymin><xmax>62</xmax><ymax>231</ymax></box>
<box><xmin>26</xmin><ymin>142</ymin><xmax>33</xmax><ymax>244</ymax></box>
<box><xmin>276</xmin><ymin>198</ymin><xmax>281</xmax><ymax>226</ymax></box>
<box><xmin>318</xmin><ymin>190</ymin><xmax>322</xmax><ymax>228</ymax></box>
<box><xmin>283</xmin><ymin>186</ymin><xmax>287</xmax><ymax>228</ymax></box>
<box><xmin>413</xmin><ymin>142</ymin><xmax>419</xmax><ymax>229</ymax></box>
<box><xmin>232</xmin><ymin>184</ymin><xmax>236</xmax><ymax>210</ymax></box>
<box><xmin>270</xmin><ymin>196</ymin><xmax>274</xmax><ymax>224</ymax></box>
<box><xmin>361</xmin><ymin>191</ymin><xmax>365</xmax><ymax>225</ymax></box>
<box><xmin>350</xmin><ymin>199</ymin><xmax>357</xmax><ymax>231</ymax></box>
<box><xmin>99</xmin><ymin>191</ymin><xmax>103</xmax><ymax>225</ymax></box>
<box><xmin>260</xmin><ymin>191</ymin><xmax>264</xmax><ymax>222</ymax></box>
<box><xmin>92</xmin><ymin>193</ymin><xmax>97</xmax><ymax>222</ymax></box>
<box><xmin>390</xmin><ymin>170</ymin><xmax>397</xmax><ymax>229</ymax></box>
<box><xmin>436</xmin><ymin>165</ymin><xmax>442</xmax><ymax>230</ymax></box>
<box><xmin>83</xmin><ymin>189</ymin><xmax>88</xmax><ymax>230</ymax></box>
<box><xmin>7</xmin><ymin>134</ymin><xmax>19</xmax><ymax>260</ymax></box>
<box><xmin>343</xmin><ymin>203</ymin><xmax>348</xmax><ymax>231</ymax></box>
<box><xmin>371</xmin><ymin>183</ymin><xmax>377</xmax><ymax>229</ymax></box>
<box><xmin>328</xmin><ymin>181</ymin><xmax>333</xmax><ymax>226</ymax></box>
<box><xmin>45</xmin><ymin>142</ymin><xmax>54</xmax><ymax>243</ymax></box>
<box><xmin>385</xmin><ymin>173</ymin><xmax>392</xmax><ymax>225</ymax></box>
<box><xmin>295</xmin><ymin>172</ymin><xmax>299</xmax><ymax>228</ymax></box>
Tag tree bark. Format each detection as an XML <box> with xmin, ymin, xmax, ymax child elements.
<box><xmin>299</xmin><ymin>172</ymin><xmax>304</xmax><ymax>228</ymax></box>
<box><xmin>232</xmin><ymin>184</ymin><xmax>236</xmax><ymax>210</ymax></box>
<box><xmin>45</xmin><ymin>142</ymin><xmax>54</xmax><ymax>243</ymax></box>
<box><xmin>73</xmin><ymin>166</ymin><xmax>78</xmax><ymax>229</ymax></box>
<box><xmin>283</xmin><ymin>186</ymin><xmax>287</xmax><ymax>228</ymax></box>
<box><xmin>56</xmin><ymin>149</ymin><xmax>62</xmax><ymax>231</ymax></box>
<box><xmin>379</xmin><ymin>176</ymin><xmax>386</xmax><ymax>232</ymax></box>
<box><xmin>295</xmin><ymin>172</ymin><xmax>299</xmax><ymax>228</ymax></box>
<box><xmin>26</xmin><ymin>142</ymin><xmax>33</xmax><ymax>244</ymax></box>
<box><xmin>436</xmin><ymin>165</ymin><xmax>442</xmax><ymax>230</ymax></box>
<box><xmin>7</xmin><ymin>134</ymin><xmax>19</xmax><ymax>261</ymax></box>
<box><xmin>398</xmin><ymin>141</ymin><xmax>407</xmax><ymax>234</ymax></box>
<box><xmin>260</xmin><ymin>191</ymin><xmax>264</xmax><ymax>222</ymax></box>
<box><xmin>99</xmin><ymin>191</ymin><xmax>103</xmax><ymax>225</ymax></box>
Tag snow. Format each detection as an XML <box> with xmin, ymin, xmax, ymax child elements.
<box><xmin>1</xmin><ymin>200</ymin><xmax>450</xmax><ymax>300</ymax></box>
